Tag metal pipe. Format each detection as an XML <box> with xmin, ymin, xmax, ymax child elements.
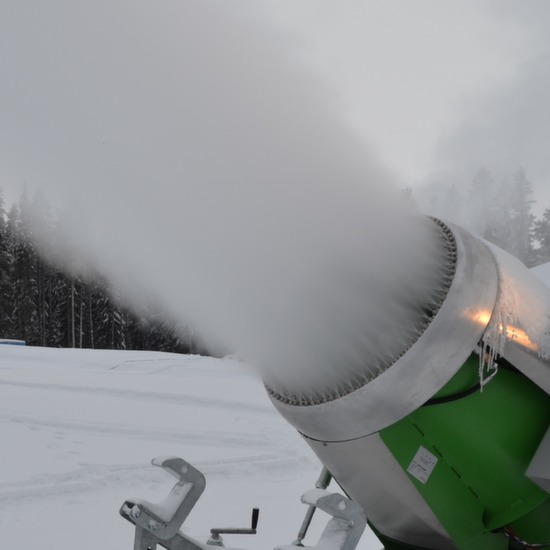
<box><xmin>293</xmin><ymin>467</ymin><xmax>332</xmax><ymax>546</ymax></box>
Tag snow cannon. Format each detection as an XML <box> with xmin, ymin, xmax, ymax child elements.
<box><xmin>265</xmin><ymin>218</ymin><xmax>550</xmax><ymax>549</ymax></box>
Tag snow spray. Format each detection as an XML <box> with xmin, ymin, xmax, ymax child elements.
<box><xmin>5</xmin><ymin>1</ymin><xmax>440</xmax><ymax>389</ymax></box>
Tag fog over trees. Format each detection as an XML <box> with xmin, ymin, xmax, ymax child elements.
<box><xmin>2</xmin><ymin>167</ymin><xmax>550</xmax><ymax>351</ymax></box>
<box><xmin>0</xmin><ymin>187</ymin><xmax>196</xmax><ymax>352</ymax></box>
<box><xmin>419</xmin><ymin>166</ymin><xmax>550</xmax><ymax>268</ymax></box>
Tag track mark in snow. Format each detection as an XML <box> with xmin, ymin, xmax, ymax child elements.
<box><xmin>0</xmin><ymin>379</ymin><xmax>271</xmax><ymax>414</ymax></box>
<box><xmin>0</xmin><ymin>411</ymin><xmax>275</xmax><ymax>448</ymax></box>
<box><xmin>0</xmin><ymin>452</ymin><xmax>312</xmax><ymax>506</ymax></box>
<box><xmin>108</xmin><ymin>358</ymin><xmax>181</xmax><ymax>370</ymax></box>
<box><xmin>0</xmin><ymin>463</ymin><xmax>155</xmax><ymax>506</ymax></box>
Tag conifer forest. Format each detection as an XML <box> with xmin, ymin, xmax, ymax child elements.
<box><xmin>0</xmin><ymin>188</ymin><xmax>195</xmax><ymax>352</ymax></box>
<box><xmin>2</xmin><ymin>166</ymin><xmax>550</xmax><ymax>352</ymax></box>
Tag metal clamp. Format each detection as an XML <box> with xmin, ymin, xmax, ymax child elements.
<box><xmin>120</xmin><ymin>456</ymin><xmax>208</xmax><ymax>550</ymax></box>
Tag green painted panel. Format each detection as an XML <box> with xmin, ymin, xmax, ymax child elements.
<box><xmin>380</xmin><ymin>355</ymin><xmax>550</xmax><ymax>549</ymax></box>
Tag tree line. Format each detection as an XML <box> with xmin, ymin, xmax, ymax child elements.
<box><xmin>4</xmin><ymin>169</ymin><xmax>550</xmax><ymax>351</ymax></box>
<box><xmin>422</xmin><ymin>167</ymin><xmax>550</xmax><ymax>267</ymax></box>
<box><xmin>0</xmin><ymin>188</ymin><xmax>197</xmax><ymax>352</ymax></box>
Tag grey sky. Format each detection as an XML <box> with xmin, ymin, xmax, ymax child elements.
<box><xmin>2</xmin><ymin>2</ymin><xmax>548</xmax><ymax>200</ymax></box>
<box><xmin>263</xmin><ymin>1</ymin><xmax>542</xmax><ymax>186</ymax></box>
<box><xmin>431</xmin><ymin>2</ymin><xmax>550</xmax><ymax>206</ymax></box>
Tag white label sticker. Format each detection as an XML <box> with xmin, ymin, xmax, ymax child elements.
<box><xmin>407</xmin><ymin>446</ymin><xmax>438</xmax><ymax>484</ymax></box>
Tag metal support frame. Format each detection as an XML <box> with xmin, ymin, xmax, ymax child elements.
<box><xmin>121</xmin><ymin>457</ymin><xmax>366</xmax><ymax>550</ymax></box>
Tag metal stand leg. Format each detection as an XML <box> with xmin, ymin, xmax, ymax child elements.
<box><xmin>293</xmin><ymin>468</ymin><xmax>332</xmax><ymax>546</ymax></box>
<box><xmin>120</xmin><ymin>457</ymin><xmax>366</xmax><ymax>550</ymax></box>
<box><xmin>278</xmin><ymin>485</ymin><xmax>367</xmax><ymax>550</ymax></box>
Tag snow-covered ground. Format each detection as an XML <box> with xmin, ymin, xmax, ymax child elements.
<box><xmin>10</xmin><ymin>263</ymin><xmax>549</xmax><ymax>549</ymax></box>
<box><xmin>0</xmin><ymin>346</ymin><xmax>381</xmax><ymax>549</ymax></box>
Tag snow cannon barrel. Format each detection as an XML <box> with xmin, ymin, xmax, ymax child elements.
<box><xmin>265</xmin><ymin>218</ymin><xmax>550</xmax><ymax>550</ymax></box>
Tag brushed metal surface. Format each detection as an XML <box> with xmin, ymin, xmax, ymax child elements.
<box><xmin>483</xmin><ymin>242</ymin><xmax>550</xmax><ymax>396</ymax></box>
<box><xmin>305</xmin><ymin>433</ymin><xmax>457</xmax><ymax>550</ymax></box>
<box><xmin>269</xmin><ymin>222</ymin><xmax>499</xmax><ymax>440</ymax></box>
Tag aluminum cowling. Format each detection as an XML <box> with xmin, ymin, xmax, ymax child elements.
<box><xmin>483</xmin><ymin>242</ymin><xmax>550</xmax><ymax>396</ymax></box>
<box><xmin>267</xmin><ymin>220</ymin><xmax>499</xmax><ymax>441</ymax></box>
<box><xmin>264</xmin><ymin>220</ymin><xmax>550</xmax><ymax>548</ymax></box>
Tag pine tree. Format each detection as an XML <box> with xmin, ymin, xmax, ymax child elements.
<box><xmin>442</xmin><ymin>184</ymin><xmax>464</xmax><ymax>225</ymax></box>
<box><xmin>533</xmin><ymin>207</ymin><xmax>550</xmax><ymax>265</ymax></box>
<box><xmin>508</xmin><ymin>168</ymin><xmax>535</xmax><ymax>266</ymax></box>
<box><xmin>94</xmin><ymin>281</ymin><xmax>127</xmax><ymax>350</ymax></box>
<box><xmin>45</xmin><ymin>267</ymin><xmax>67</xmax><ymax>346</ymax></box>
<box><xmin>483</xmin><ymin>180</ymin><xmax>513</xmax><ymax>252</ymax></box>
<box><xmin>0</xmin><ymin>188</ymin><xmax>200</xmax><ymax>354</ymax></box>
<box><xmin>468</xmin><ymin>167</ymin><xmax>496</xmax><ymax>237</ymax></box>
<box><xmin>0</xmin><ymin>188</ymin><xmax>12</xmax><ymax>337</ymax></box>
<box><xmin>9</xmin><ymin>196</ymin><xmax>40</xmax><ymax>342</ymax></box>
<box><xmin>29</xmin><ymin>190</ymin><xmax>55</xmax><ymax>346</ymax></box>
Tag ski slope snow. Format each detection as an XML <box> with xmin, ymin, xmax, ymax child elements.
<box><xmin>0</xmin><ymin>346</ymin><xmax>381</xmax><ymax>549</ymax></box>
<box><xmin>4</xmin><ymin>266</ymin><xmax>550</xmax><ymax>549</ymax></box>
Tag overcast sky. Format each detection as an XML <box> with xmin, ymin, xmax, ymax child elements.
<box><xmin>2</xmin><ymin>1</ymin><xmax>550</xmax><ymax>204</ymax></box>
<box><xmin>265</xmin><ymin>2</ymin><xmax>550</xmax><ymax>205</ymax></box>
<box><xmin>265</xmin><ymin>1</ymin><xmax>535</xmax><ymax>181</ymax></box>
